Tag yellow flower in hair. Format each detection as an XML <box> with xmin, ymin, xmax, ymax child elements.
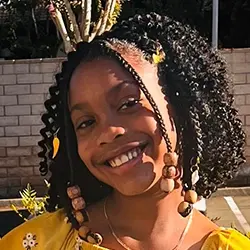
<box><xmin>152</xmin><ymin>48</ymin><xmax>164</xmax><ymax>64</ymax></box>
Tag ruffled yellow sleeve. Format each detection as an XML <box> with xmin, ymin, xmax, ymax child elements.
<box><xmin>0</xmin><ymin>209</ymin><xmax>108</xmax><ymax>250</ymax></box>
<box><xmin>201</xmin><ymin>228</ymin><xmax>250</xmax><ymax>250</ymax></box>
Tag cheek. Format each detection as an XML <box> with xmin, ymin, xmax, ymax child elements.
<box><xmin>147</xmin><ymin>113</ymin><xmax>177</xmax><ymax>162</ymax></box>
<box><xmin>133</xmin><ymin>107</ymin><xmax>158</xmax><ymax>130</ymax></box>
<box><xmin>77</xmin><ymin>138</ymin><xmax>93</xmax><ymax>168</ymax></box>
<box><xmin>77</xmin><ymin>138</ymin><xmax>112</xmax><ymax>185</ymax></box>
<box><xmin>137</xmin><ymin>106</ymin><xmax>177</xmax><ymax>147</ymax></box>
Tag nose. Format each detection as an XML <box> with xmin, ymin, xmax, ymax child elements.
<box><xmin>97</xmin><ymin>121</ymin><xmax>126</xmax><ymax>146</ymax></box>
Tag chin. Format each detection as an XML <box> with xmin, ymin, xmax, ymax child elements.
<box><xmin>114</xmin><ymin>174</ymin><xmax>159</xmax><ymax>196</ymax></box>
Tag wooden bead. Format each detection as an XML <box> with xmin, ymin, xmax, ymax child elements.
<box><xmin>178</xmin><ymin>201</ymin><xmax>189</xmax><ymax>213</ymax></box>
<box><xmin>67</xmin><ymin>185</ymin><xmax>81</xmax><ymax>199</ymax></box>
<box><xmin>87</xmin><ymin>233</ymin><xmax>103</xmax><ymax>245</ymax></box>
<box><xmin>162</xmin><ymin>165</ymin><xmax>177</xmax><ymax>178</ymax></box>
<box><xmin>164</xmin><ymin>152</ymin><xmax>178</xmax><ymax>166</ymax></box>
<box><xmin>184</xmin><ymin>190</ymin><xmax>198</xmax><ymax>204</ymax></box>
<box><xmin>75</xmin><ymin>211</ymin><xmax>84</xmax><ymax>224</ymax></box>
<box><xmin>178</xmin><ymin>201</ymin><xmax>191</xmax><ymax>217</ymax></box>
<box><xmin>95</xmin><ymin>233</ymin><xmax>103</xmax><ymax>245</ymax></box>
<box><xmin>78</xmin><ymin>225</ymin><xmax>90</xmax><ymax>238</ymax></box>
<box><xmin>87</xmin><ymin>235</ymin><xmax>97</xmax><ymax>244</ymax></box>
<box><xmin>160</xmin><ymin>178</ymin><xmax>175</xmax><ymax>193</ymax></box>
<box><xmin>72</xmin><ymin>197</ymin><xmax>86</xmax><ymax>210</ymax></box>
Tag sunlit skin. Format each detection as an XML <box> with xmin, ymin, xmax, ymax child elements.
<box><xmin>69</xmin><ymin>56</ymin><xmax>218</xmax><ymax>249</ymax></box>
<box><xmin>70</xmin><ymin>57</ymin><xmax>176</xmax><ymax>196</ymax></box>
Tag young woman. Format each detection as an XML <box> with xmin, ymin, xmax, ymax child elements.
<box><xmin>1</xmin><ymin>13</ymin><xmax>249</xmax><ymax>249</ymax></box>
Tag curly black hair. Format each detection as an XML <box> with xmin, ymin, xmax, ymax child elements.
<box><xmin>38</xmin><ymin>13</ymin><xmax>245</xmax><ymax>227</ymax></box>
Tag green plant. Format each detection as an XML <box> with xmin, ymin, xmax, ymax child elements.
<box><xmin>11</xmin><ymin>181</ymin><xmax>49</xmax><ymax>221</ymax></box>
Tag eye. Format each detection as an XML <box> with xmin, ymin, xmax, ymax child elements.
<box><xmin>77</xmin><ymin>119</ymin><xmax>95</xmax><ymax>130</ymax></box>
<box><xmin>119</xmin><ymin>97</ymin><xmax>142</xmax><ymax>111</ymax></box>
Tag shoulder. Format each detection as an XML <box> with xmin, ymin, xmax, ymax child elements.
<box><xmin>0</xmin><ymin>209</ymin><xmax>110</xmax><ymax>250</ymax></box>
<box><xmin>2</xmin><ymin>208</ymin><xmax>70</xmax><ymax>235</ymax></box>
<box><xmin>202</xmin><ymin>228</ymin><xmax>250</xmax><ymax>250</ymax></box>
<box><xmin>0</xmin><ymin>209</ymin><xmax>72</xmax><ymax>249</ymax></box>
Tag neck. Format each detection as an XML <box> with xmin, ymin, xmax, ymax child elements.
<box><xmin>106</xmin><ymin>183</ymin><xmax>186</xmax><ymax>238</ymax></box>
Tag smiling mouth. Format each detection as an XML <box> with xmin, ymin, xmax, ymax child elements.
<box><xmin>105</xmin><ymin>144</ymin><xmax>147</xmax><ymax>168</ymax></box>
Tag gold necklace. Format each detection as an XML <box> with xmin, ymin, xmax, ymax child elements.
<box><xmin>103</xmin><ymin>197</ymin><xmax>193</xmax><ymax>250</ymax></box>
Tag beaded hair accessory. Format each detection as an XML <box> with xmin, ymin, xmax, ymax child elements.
<box><xmin>67</xmin><ymin>185</ymin><xmax>103</xmax><ymax>244</ymax></box>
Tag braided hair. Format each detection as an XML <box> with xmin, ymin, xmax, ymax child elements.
<box><xmin>38</xmin><ymin>13</ymin><xmax>245</xmax><ymax>226</ymax></box>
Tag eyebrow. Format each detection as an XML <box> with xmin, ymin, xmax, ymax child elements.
<box><xmin>108</xmin><ymin>80</ymin><xmax>137</xmax><ymax>97</ymax></box>
<box><xmin>70</xmin><ymin>80</ymin><xmax>137</xmax><ymax>114</ymax></box>
<box><xmin>70</xmin><ymin>102</ymin><xmax>89</xmax><ymax>114</ymax></box>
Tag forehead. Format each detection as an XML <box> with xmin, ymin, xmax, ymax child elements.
<box><xmin>69</xmin><ymin>55</ymin><xmax>157</xmax><ymax>95</ymax></box>
<box><xmin>70</xmin><ymin>58</ymin><xmax>134</xmax><ymax>88</ymax></box>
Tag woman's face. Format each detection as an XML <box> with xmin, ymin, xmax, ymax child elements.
<box><xmin>69</xmin><ymin>54</ymin><xmax>177</xmax><ymax>196</ymax></box>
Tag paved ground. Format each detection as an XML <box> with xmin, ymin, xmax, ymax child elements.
<box><xmin>207</xmin><ymin>195</ymin><xmax>250</xmax><ymax>235</ymax></box>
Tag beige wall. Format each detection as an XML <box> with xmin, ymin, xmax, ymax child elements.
<box><xmin>0</xmin><ymin>58</ymin><xmax>62</xmax><ymax>197</ymax></box>
<box><xmin>0</xmin><ymin>49</ymin><xmax>250</xmax><ymax>197</ymax></box>
<box><xmin>223</xmin><ymin>49</ymin><xmax>250</xmax><ymax>182</ymax></box>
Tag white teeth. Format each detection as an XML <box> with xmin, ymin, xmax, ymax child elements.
<box><xmin>114</xmin><ymin>158</ymin><xmax>122</xmax><ymax>166</ymax></box>
<box><xmin>133</xmin><ymin>151</ymin><xmax>138</xmax><ymax>158</ymax></box>
<box><xmin>109</xmin><ymin>160</ymin><xmax>116</xmax><ymax>168</ymax></box>
<box><xmin>108</xmin><ymin>146</ymin><xmax>143</xmax><ymax>168</ymax></box>
<box><xmin>128</xmin><ymin>152</ymin><xmax>133</xmax><ymax>160</ymax></box>
<box><xmin>121</xmin><ymin>155</ymin><xmax>129</xmax><ymax>164</ymax></box>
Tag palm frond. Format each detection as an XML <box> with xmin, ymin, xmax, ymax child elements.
<box><xmin>97</xmin><ymin>0</ymin><xmax>112</xmax><ymax>36</ymax></box>
<box><xmin>44</xmin><ymin>0</ymin><xmax>125</xmax><ymax>51</ymax></box>
<box><xmin>63</xmin><ymin>0</ymin><xmax>82</xmax><ymax>43</ymax></box>
<box><xmin>106</xmin><ymin>0</ymin><xmax>122</xmax><ymax>31</ymax></box>
<box><xmin>82</xmin><ymin>0</ymin><xmax>92</xmax><ymax>41</ymax></box>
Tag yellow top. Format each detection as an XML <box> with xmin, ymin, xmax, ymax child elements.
<box><xmin>0</xmin><ymin>209</ymin><xmax>249</xmax><ymax>250</ymax></box>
